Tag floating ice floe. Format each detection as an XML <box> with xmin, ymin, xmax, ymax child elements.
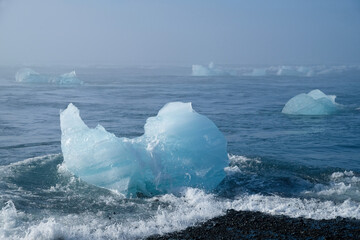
<box><xmin>276</xmin><ymin>66</ymin><xmax>314</xmax><ymax>77</ymax></box>
<box><xmin>192</xmin><ymin>64</ymin><xmax>360</xmax><ymax>78</ymax></box>
<box><xmin>243</xmin><ymin>68</ymin><xmax>267</xmax><ymax>77</ymax></box>
<box><xmin>241</xmin><ymin>65</ymin><xmax>356</xmax><ymax>77</ymax></box>
<box><xmin>15</xmin><ymin>68</ymin><xmax>82</xmax><ymax>85</ymax></box>
<box><xmin>50</xmin><ymin>71</ymin><xmax>82</xmax><ymax>85</ymax></box>
<box><xmin>15</xmin><ymin>68</ymin><xmax>47</xmax><ymax>83</ymax></box>
<box><xmin>192</xmin><ymin>62</ymin><xmax>235</xmax><ymax>76</ymax></box>
<box><xmin>60</xmin><ymin>102</ymin><xmax>228</xmax><ymax>196</ymax></box>
<box><xmin>282</xmin><ymin>89</ymin><xmax>341</xmax><ymax>115</ymax></box>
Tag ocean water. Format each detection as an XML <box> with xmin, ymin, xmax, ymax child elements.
<box><xmin>0</xmin><ymin>65</ymin><xmax>360</xmax><ymax>239</ymax></box>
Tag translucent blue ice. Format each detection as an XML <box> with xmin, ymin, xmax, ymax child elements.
<box><xmin>51</xmin><ymin>71</ymin><xmax>82</xmax><ymax>85</ymax></box>
<box><xmin>15</xmin><ymin>68</ymin><xmax>48</xmax><ymax>83</ymax></box>
<box><xmin>277</xmin><ymin>66</ymin><xmax>313</xmax><ymax>77</ymax></box>
<box><xmin>282</xmin><ymin>89</ymin><xmax>340</xmax><ymax>115</ymax></box>
<box><xmin>60</xmin><ymin>102</ymin><xmax>228</xmax><ymax>196</ymax></box>
<box><xmin>15</xmin><ymin>68</ymin><xmax>82</xmax><ymax>85</ymax></box>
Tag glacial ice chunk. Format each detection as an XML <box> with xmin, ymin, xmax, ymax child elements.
<box><xmin>60</xmin><ymin>102</ymin><xmax>228</xmax><ymax>196</ymax></box>
<box><xmin>277</xmin><ymin>66</ymin><xmax>313</xmax><ymax>77</ymax></box>
<box><xmin>244</xmin><ymin>68</ymin><xmax>267</xmax><ymax>76</ymax></box>
<box><xmin>192</xmin><ymin>62</ymin><xmax>234</xmax><ymax>76</ymax></box>
<box><xmin>15</xmin><ymin>68</ymin><xmax>48</xmax><ymax>83</ymax></box>
<box><xmin>15</xmin><ymin>68</ymin><xmax>82</xmax><ymax>85</ymax></box>
<box><xmin>282</xmin><ymin>89</ymin><xmax>340</xmax><ymax>115</ymax></box>
<box><xmin>50</xmin><ymin>71</ymin><xmax>82</xmax><ymax>85</ymax></box>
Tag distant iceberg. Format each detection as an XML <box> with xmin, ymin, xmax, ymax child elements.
<box><xmin>192</xmin><ymin>62</ymin><xmax>235</xmax><ymax>76</ymax></box>
<box><xmin>15</xmin><ymin>68</ymin><xmax>48</xmax><ymax>83</ymax></box>
<box><xmin>192</xmin><ymin>64</ymin><xmax>360</xmax><ymax>78</ymax></box>
<box><xmin>282</xmin><ymin>89</ymin><xmax>341</xmax><ymax>115</ymax></box>
<box><xmin>50</xmin><ymin>71</ymin><xmax>82</xmax><ymax>85</ymax></box>
<box><xmin>243</xmin><ymin>68</ymin><xmax>267</xmax><ymax>77</ymax></box>
<box><xmin>60</xmin><ymin>102</ymin><xmax>228</xmax><ymax>196</ymax></box>
<box><xmin>241</xmin><ymin>65</ymin><xmax>315</xmax><ymax>77</ymax></box>
<box><xmin>276</xmin><ymin>66</ymin><xmax>313</xmax><ymax>77</ymax></box>
<box><xmin>15</xmin><ymin>68</ymin><xmax>83</xmax><ymax>85</ymax></box>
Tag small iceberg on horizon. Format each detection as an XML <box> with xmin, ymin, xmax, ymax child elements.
<box><xmin>192</xmin><ymin>62</ymin><xmax>235</xmax><ymax>76</ymax></box>
<box><xmin>243</xmin><ymin>68</ymin><xmax>267</xmax><ymax>77</ymax></box>
<box><xmin>50</xmin><ymin>70</ymin><xmax>82</xmax><ymax>85</ymax></box>
<box><xmin>15</xmin><ymin>68</ymin><xmax>47</xmax><ymax>83</ymax></box>
<box><xmin>276</xmin><ymin>66</ymin><xmax>314</xmax><ymax>77</ymax></box>
<box><xmin>282</xmin><ymin>89</ymin><xmax>341</xmax><ymax>115</ymax></box>
<box><xmin>60</xmin><ymin>102</ymin><xmax>228</xmax><ymax>197</ymax></box>
<box><xmin>15</xmin><ymin>68</ymin><xmax>83</xmax><ymax>85</ymax></box>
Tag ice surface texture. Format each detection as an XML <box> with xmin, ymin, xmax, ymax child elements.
<box><xmin>15</xmin><ymin>68</ymin><xmax>48</xmax><ymax>83</ymax></box>
<box><xmin>282</xmin><ymin>89</ymin><xmax>340</xmax><ymax>115</ymax></box>
<box><xmin>60</xmin><ymin>102</ymin><xmax>228</xmax><ymax>196</ymax></box>
<box><xmin>15</xmin><ymin>68</ymin><xmax>82</xmax><ymax>85</ymax></box>
<box><xmin>51</xmin><ymin>70</ymin><xmax>82</xmax><ymax>85</ymax></box>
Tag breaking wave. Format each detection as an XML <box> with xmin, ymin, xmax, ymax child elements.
<box><xmin>1</xmin><ymin>154</ymin><xmax>360</xmax><ymax>239</ymax></box>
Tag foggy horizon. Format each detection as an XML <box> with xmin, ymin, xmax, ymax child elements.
<box><xmin>1</xmin><ymin>0</ymin><xmax>360</xmax><ymax>67</ymax></box>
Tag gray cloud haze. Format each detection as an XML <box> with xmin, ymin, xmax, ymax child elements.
<box><xmin>0</xmin><ymin>0</ymin><xmax>359</xmax><ymax>66</ymax></box>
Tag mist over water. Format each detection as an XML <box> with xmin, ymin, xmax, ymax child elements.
<box><xmin>0</xmin><ymin>0</ymin><xmax>359</xmax><ymax>66</ymax></box>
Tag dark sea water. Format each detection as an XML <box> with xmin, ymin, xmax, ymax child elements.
<box><xmin>0</xmin><ymin>65</ymin><xmax>359</xmax><ymax>239</ymax></box>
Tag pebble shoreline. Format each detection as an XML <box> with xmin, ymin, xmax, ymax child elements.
<box><xmin>148</xmin><ymin>209</ymin><xmax>360</xmax><ymax>239</ymax></box>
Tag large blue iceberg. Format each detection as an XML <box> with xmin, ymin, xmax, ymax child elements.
<box><xmin>15</xmin><ymin>68</ymin><xmax>82</xmax><ymax>85</ymax></box>
<box><xmin>282</xmin><ymin>89</ymin><xmax>341</xmax><ymax>115</ymax></box>
<box><xmin>60</xmin><ymin>102</ymin><xmax>228</xmax><ymax>196</ymax></box>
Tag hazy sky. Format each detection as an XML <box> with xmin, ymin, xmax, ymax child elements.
<box><xmin>0</xmin><ymin>0</ymin><xmax>359</xmax><ymax>66</ymax></box>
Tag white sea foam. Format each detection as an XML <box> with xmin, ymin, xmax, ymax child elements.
<box><xmin>2</xmin><ymin>187</ymin><xmax>360</xmax><ymax>240</ymax></box>
<box><xmin>224</xmin><ymin>154</ymin><xmax>261</xmax><ymax>175</ymax></box>
<box><xmin>0</xmin><ymin>201</ymin><xmax>18</xmax><ymax>238</ymax></box>
<box><xmin>228</xmin><ymin>154</ymin><xmax>261</xmax><ymax>164</ymax></box>
<box><xmin>2</xmin><ymin>155</ymin><xmax>360</xmax><ymax>239</ymax></box>
<box><xmin>303</xmin><ymin>171</ymin><xmax>360</xmax><ymax>201</ymax></box>
<box><xmin>224</xmin><ymin>165</ymin><xmax>241</xmax><ymax>174</ymax></box>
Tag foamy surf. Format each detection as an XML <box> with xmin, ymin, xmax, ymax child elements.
<box><xmin>1</xmin><ymin>155</ymin><xmax>360</xmax><ymax>239</ymax></box>
<box><xmin>2</xmin><ymin>66</ymin><xmax>360</xmax><ymax>239</ymax></box>
<box><xmin>1</xmin><ymin>188</ymin><xmax>360</xmax><ymax>240</ymax></box>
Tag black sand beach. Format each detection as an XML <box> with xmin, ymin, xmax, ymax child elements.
<box><xmin>148</xmin><ymin>210</ymin><xmax>360</xmax><ymax>239</ymax></box>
